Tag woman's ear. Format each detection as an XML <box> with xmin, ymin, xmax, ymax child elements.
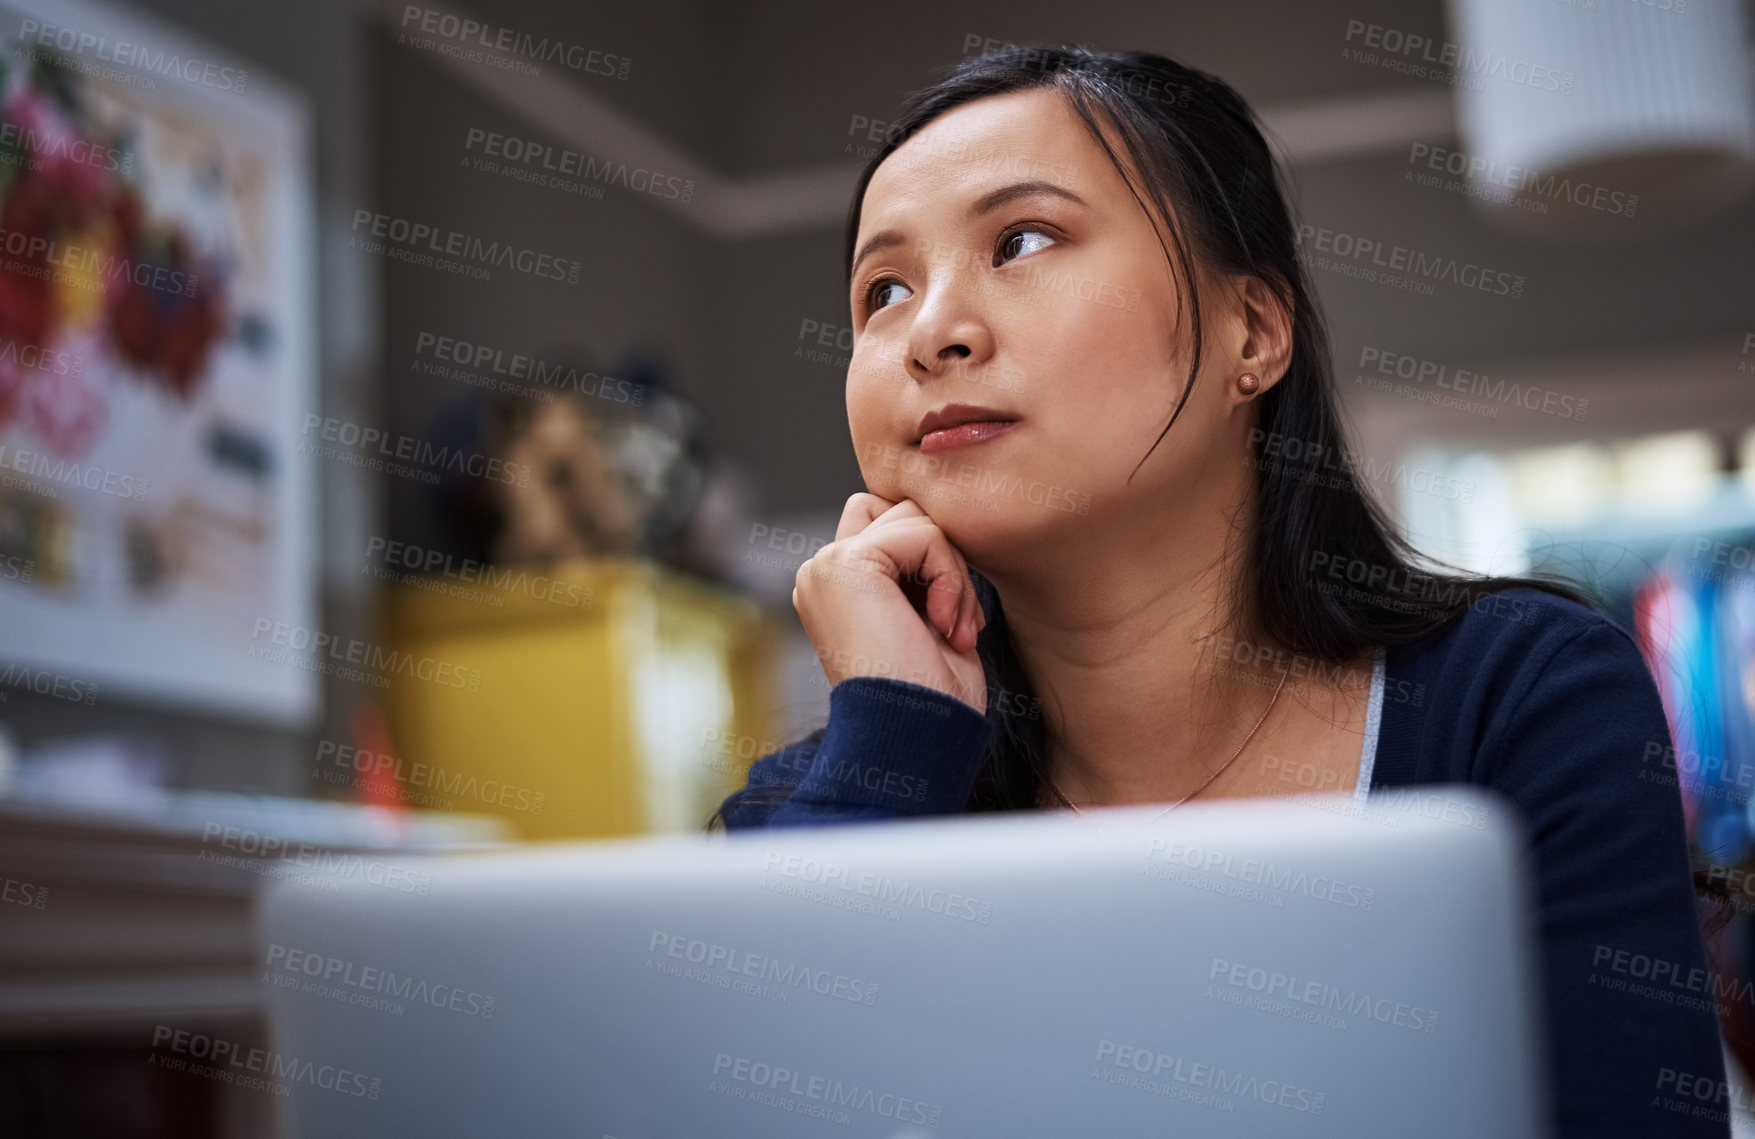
<box><xmin>1231</xmin><ymin>275</ymin><xmax>1294</xmax><ymax>400</ymax></box>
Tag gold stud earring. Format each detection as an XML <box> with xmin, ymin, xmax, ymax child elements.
<box><xmin>1237</xmin><ymin>372</ymin><xmax>1260</xmax><ymax>395</ymax></box>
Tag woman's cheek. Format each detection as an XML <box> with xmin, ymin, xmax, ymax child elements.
<box><xmin>845</xmin><ymin>416</ymin><xmax>898</xmax><ymax>497</ymax></box>
<box><xmin>860</xmin><ymin>454</ymin><xmax>914</xmax><ymax>504</ymax></box>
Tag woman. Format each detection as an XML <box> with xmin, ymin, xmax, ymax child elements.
<box><xmin>712</xmin><ymin>46</ymin><xmax>1728</xmax><ymax>1137</ymax></box>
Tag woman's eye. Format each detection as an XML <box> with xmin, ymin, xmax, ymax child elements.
<box><xmin>867</xmin><ymin>279</ymin><xmax>911</xmax><ymax>311</ymax></box>
<box><xmin>998</xmin><ymin>229</ymin><xmax>1055</xmax><ymax>264</ymax></box>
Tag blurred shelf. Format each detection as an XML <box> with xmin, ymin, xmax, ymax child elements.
<box><xmin>0</xmin><ymin>791</ymin><xmax>511</xmax><ymax>1051</ymax></box>
<box><xmin>0</xmin><ymin>790</ymin><xmax>513</xmax><ymax>855</ymax></box>
<box><xmin>0</xmin><ymin>974</ymin><xmax>265</xmax><ymax>1038</ymax></box>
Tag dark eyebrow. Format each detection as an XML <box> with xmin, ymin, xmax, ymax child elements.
<box><xmin>971</xmin><ymin>180</ymin><xmax>1087</xmax><ymax>215</ymax></box>
<box><xmin>849</xmin><ymin>181</ymin><xmax>1085</xmax><ymax>283</ymax></box>
<box><xmin>849</xmin><ymin>231</ymin><xmax>906</xmax><ymax>282</ymax></box>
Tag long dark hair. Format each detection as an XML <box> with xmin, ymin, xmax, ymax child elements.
<box><xmin>706</xmin><ymin>45</ymin><xmax>1604</xmax><ymax>829</ymax></box>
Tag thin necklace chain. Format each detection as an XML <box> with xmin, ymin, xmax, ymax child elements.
<box><xmin>1042</xmin><ymin>667</ymin><xmax>1289</xmax><ymax>820</ymax></box>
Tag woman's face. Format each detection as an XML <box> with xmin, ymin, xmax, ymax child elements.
<box><xmin>846</xmin><ymin>87</ymin><xmax>1248</xmax><ymax>567</ymax></box>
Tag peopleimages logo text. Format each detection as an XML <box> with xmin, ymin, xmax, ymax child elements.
<box><xmin>301</xmin><ymin>416</ymin><xmax>529</xmax><ymax>486</ymax></box>
<box><xmin>349</xmin><ymin>210</ymin><xmax>582</xmax><ymax>285</ymax></box>
<box><xmin>264</xmin><ymin>944</ymin><xmax>496</xmax><ymax>1019</ymax></box>
<box><xmin>398</xmin><ymin>5</ymin><xmax>629</xmax><ymax>79</ymax></box>
<box><xmin>0</xmin><ymin>123</ymin><xmax>132</xmax><ymax>174</ymax></box>
<box><xmin>1406</xmin><ymin>144</ymin><xmax>1637</xmax><ymax>218</ymax></box>
<box><xmin>463</xmin><ymin>129</ymin><xmax>693</xmax><ymax>202</ymax></box>
<box><xmin>710</xmin><ymin>1053</ymin><xmax>942</xmax><ymax>1128</ymax></box>
<box><xmin>1342</xmin><ymin>20</ymin><xmax>1574</xmax><ymax>95</ymax></box>
<box><xmin>1356</xmin><ymin>346</ymin><xmax>1588</xmax><ymax>421</ymax></box>
<box><xmin>1208</xmin><ymin>956</ymin><xmax>1440</xmax><ymax>1032</ymax></box>
<box><xmin>0</xmin><ymin>336</ymin><xmax>82</xmax><ymax>377</ymax></box>
<box><xmin>315</xmin><ymin>738</ymin><xmax>548</xmax><ymax>814</ymax></box>
<box><xmin>250</xmin><ymin>619</ymin><xmax>482</xmax><ymax>693</ymax></box>
<box><xmin>15</xmin><ymin>19</ymin><xmax>250</xmax><ymax>91</ymax></box>
<box><xmin>151</xmin><ymin>1025</ymin><xmax>379</xmax><ymax>1099</ymax></box>
<box><xmin>0</xmin><ymin>443</ymin><xmax>147</xmax><ymax>501</ymax></box>
<box><xmin>0</xmin><ymin>227</ymin><xmax>198</xmax><ymax>297</ymax></box>
<box><xmin>1295</xmin><ymin>224</ymin><xmax>1524</xmax><ymax>298</ymax></box>
<box><xmin>413</xmin><ymin>332</ymin><xmax>644</xmax><ymax>404</ymax></box>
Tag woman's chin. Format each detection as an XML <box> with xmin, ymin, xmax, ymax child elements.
<box><xmin>910</xmin><ymin>495</ymin><xmax>1084</xmax><ymax>563</ymax></box>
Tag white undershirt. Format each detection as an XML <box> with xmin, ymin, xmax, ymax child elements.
<box><xmin>1354</xmin><ymin>645</ymin><xmax>1386</xmax><ymax>801</ymax></box>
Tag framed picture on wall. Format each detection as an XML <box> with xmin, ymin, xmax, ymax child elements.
<box><xmin>0</xmin><ymin>0</ymin><xmax>319</xmax><ymax>725</ymax></box>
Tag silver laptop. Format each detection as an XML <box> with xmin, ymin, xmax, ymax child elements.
<box><xmin>254</xmin><ymin>786</ymin><xmax>1550</xmax><ymax>1137</ymax></box>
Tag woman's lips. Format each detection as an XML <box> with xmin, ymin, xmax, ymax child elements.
<box><xmin>918</xmin><ymin>419</ymin><xmax>1020</xmax><ymax>454</ymax></box>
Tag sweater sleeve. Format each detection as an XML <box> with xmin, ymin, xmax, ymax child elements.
<box><xmin>1485</xmin><ymin>620</ymin><xmax>1729</xmax><ymax>1138</ymax></box>
<box><xmin>717</xmin><ymin>677</ymin><xmax>994</xmax><ymax>829</ymax></box>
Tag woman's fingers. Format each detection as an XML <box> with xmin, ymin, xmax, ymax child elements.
<box><xmin>893</xmin><ymin>510</ymin><xmax>979</xmax><ymax>649</ymax></box>
<box><xmin>825</xmin><ymin>491</ymin><xmax>984</xmax><ymax>657</ymax></box>
<box><xmin>848</xmin><ymin>514</ymin><xmax>976</xmax><ymax>646</ymax></box>
<box><xmin>834</xmin><ymin>492</ymin><xmax>902</xmax><ymax>542</ymax></box>
<box><xmin>835</xmin><ymin>495</ymin><xmax>979</xmax><ymax>643</ymax></box>
<box><xmin>960</xmin><ymin>590</ymin><xmax>985</xmax><ymax>653</ymax></box>
<box><xmin>883</xmin><ymin>519</ymin><xmax>966</xmax><ymax>641</ymax></box>
<box><xmin>792</xmin><ymin>496</ymin><xmax>987</xmax><ymax>712</ymax></box>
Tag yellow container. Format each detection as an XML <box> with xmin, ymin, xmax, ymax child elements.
<box><xmin>381</xmin><ymin>557</ymin><xmax>779</xmax><ymax>841</ymax></box>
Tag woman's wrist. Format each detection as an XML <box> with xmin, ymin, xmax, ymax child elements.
<box><xmin>779</xmin><ymin>676</ymin><xmax>993</xmax><ymax>815</ymax></box>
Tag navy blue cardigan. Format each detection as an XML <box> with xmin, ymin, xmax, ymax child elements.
<box><xmin>717</xmin><ymin>587</ymin><xmax>1729</xmax><ymax>1138</ymax></box>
